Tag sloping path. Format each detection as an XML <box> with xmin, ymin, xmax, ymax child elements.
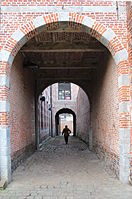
<box><xmin>0</xmin><ymin>136</ymin><xmax>132</xmax><ymax>199</ymax></box>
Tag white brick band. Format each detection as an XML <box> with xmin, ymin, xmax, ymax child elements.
<box><xmin>118</xmin><ymin>74</ymin><xmax>130</xmax><ymax>88</ymax></box>
<box><xmin>59</xmin><ymin>12</ymin><xmax>69</xmax><ymax>22</ymax></box>
<box><xmin>1</xmin><ymin>5</ymin><xmax>116</xmax><ymax>13</ymax></box>
<box><xmin>119</xmin><ymin>127</ymin><xmax>130</xmax><ymax>183</ymax></box>
<box><xmin>12</xmin><ymin>28</ymin><xmax>25</xmax><ymax>42</ymax></box>
<box><xmin>0</xmin><ymin>75</ymin><xmax>10</xmax><ymax>88</ymax></box>
<box><xmin>113</xmin><ymin>49</ymin><xmax>128</xmax><ymax>65</ymax></box>
<box><xmin>0</xmin><ymin>101</ymin><xmax>10</xmax><ymax>112</ymax></box>
<box><xmin>0</xmin><ymin>50</ymin><xmax>10</xmax><ymax>62</ymax></box>
<box><xmin>101</xmin><ymin>28</ymin><xmax>116</xmax><ymax>47</ymax></box>
<box><xmin>119</xmin><ymin>102</ymin><xmax>130</xmax><ymax>113</ymax></box>
<box><xmin>0</xmin><ymin>49</ymin><xmax>14</xmax><ymax>65</ymax></box>
<box><xmin>82</xmin><ymin>17</ymin><xmax>94</xmax><ymax>33</ymax></box>
<box><xmin>0</xmin><ymin>127</ymin><xmax>11</xmax><ymax>182</ymax></box>
<box><xmin>33</xmin><ymin>16</ymin><xmax>46</xmax><ymax>29</ymax></box>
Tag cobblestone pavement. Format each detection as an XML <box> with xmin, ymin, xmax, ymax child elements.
<box><xmin>0</xmin><ymin>136</ymin><xmax>132</xmax><ymax>199</ymax></box>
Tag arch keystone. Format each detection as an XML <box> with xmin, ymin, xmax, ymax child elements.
<box><xmin>59</xmin><ymin>12</ymin><xmax>69</xmax><ymax>22</ymax></box>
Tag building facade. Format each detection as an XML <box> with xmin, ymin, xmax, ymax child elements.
<box><xmin>0</xmin><ymin>1</ymin><xmax>131</xmax><ymax>184</ymax></box>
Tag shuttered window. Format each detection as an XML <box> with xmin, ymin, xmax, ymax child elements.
<box><xmin>58</xmin><ymin>83</ymin><xmax>71</xmax><ymax>100</ymax></box>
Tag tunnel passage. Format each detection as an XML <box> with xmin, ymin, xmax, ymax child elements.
<box><xmin>55</xmin><ymin>108</ymin><xmax>76</xmax><ymax>136</ymax></box>
<box><xmin>6</xmin><ymin>20</ymin><xmax>125</xmax><ymax>183</ymax></box>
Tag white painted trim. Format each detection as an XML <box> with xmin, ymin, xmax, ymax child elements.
<box><xmin>1</xmin><ymin>5</ymin><xmax>116</xmax><ymax>13</ymax></box>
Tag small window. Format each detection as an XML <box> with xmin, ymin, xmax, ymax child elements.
<box><xmin>58</xmin><ymin>83</ymin><xmax>71</xmax><ymax>100</ymax></box>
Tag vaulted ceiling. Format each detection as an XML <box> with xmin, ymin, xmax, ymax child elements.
<box><xmin>20</xmin><ymin>29</ymin><xmax>109</xmax><ymax>95</ymax></box>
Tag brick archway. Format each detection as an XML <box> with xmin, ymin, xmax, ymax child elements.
<box><xmin>0</xmin><ymin>12</ymin><xmax>130</xmax><ymax>184</ymax></box>
<box><xmin>55</xmin><ymin>108</ymin><xmax>76</xmax><ymax>136</ymax></box>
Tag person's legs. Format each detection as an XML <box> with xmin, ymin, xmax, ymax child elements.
<box><xmin>64</xmin><ymin>136</ymin><xmax>68</xmax><ymax>144</ymax></box>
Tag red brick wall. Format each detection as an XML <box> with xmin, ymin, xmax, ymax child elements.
<box><xmin>0</xmin><ymin>0</ymin><xmax>131</xmax><ymax>181</ymax></box>
<box><xmin>76</xmin><ymin>88</ymin><xmax>90</xmax><ymax>143</ymax></box>
<box><xmin>76</xmin><ymin>56</ymin><xmax>119</xmax><ymax>176</ymax></box>
<box><xmin>9</xmin><ymin>53</ymin><xmax>35</xmax><ymax>170</ymax></box>
<box><xmin>91</xmin><ymin>56</ymin><xmax>119</xmax><ymax>176</ymax></box>
<box><xmin>0</xmin><ymin>1</ymin><xmax>128</xmax><ymax>51</ymax></box>
<box><xmin>127</xmin><ymin>2</ymin><xmax>132</xmax><ymax>179</ymax></box>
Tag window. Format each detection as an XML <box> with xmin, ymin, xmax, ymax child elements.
<box><xmin>58</xmin><ymin>83</ymin><xmax>71</xmax><ymax>100</ymax></box>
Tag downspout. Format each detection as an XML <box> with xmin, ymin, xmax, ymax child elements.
<box><xmin>50</xmin><ymin>85</ymin><xmax>53</xmax><ymax>137</ymax></box>
<box><xmin>35</xmin><ymin>80</ymin><xmax>39</xmax><ymax>150</ymax></box>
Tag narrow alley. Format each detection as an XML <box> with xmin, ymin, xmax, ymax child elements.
<box><xmin>0</xmin><ymin>136</ymin><xmax>132</xmax><ymax>199</ymax></box>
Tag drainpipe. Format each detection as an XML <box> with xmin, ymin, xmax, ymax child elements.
<box><xmin>116</xmin><ymin>1</ymin><xmax>119</xmax><ymax>20</ymax></box>
<box><xmin>50</xmin><ymin>85</ymin><xmax>53</xmax><ymax>137</ymax></box>
<box><xmin>35</xmin><ymin>80</ymin><xmax>39</xmax><ymax>150</ymax></box>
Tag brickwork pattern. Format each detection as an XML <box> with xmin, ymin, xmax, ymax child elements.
<box><xmin>0</xmin><ymin>1</ymin><xmax>131</xmax><ymax>183</ymax></box>
<box><xmin>9</xmin><ymin>54</ymin><xmax>35</xmax><ymax>171</ymax></box>
<box><xmin>76</xmin><ymin>88</ymin><xmax>90</xmax><ymax>144</ymax></box>
<box><xmin>1</xmin><ymin>137</ymin><xmax>132</xmax><ymax>199</ymax></box>
<box><xmin>91</xmin><ymin>57</ymin><xmax>120</xmax><ymax>177</ymax></box>
<box><xmin>127</xmin><ymin>2</ymin><xmax>132</xmax><ymax>180</ymax></box>
<box><xmin>52</xmin><ymin>83</ymin><xmax>78</xmax><ymax>136</ymax></box>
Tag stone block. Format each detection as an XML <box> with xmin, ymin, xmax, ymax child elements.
<box><xmin>119</xmin><ymin>102</ymin><xmax>130</xmax><ymax>113</ymax></box>
<box><xmin>101</xmin><ymin>28</ymin><xmax>116</xmax><ymax>47</ymax></box>
<box><xmin>0</xmin><ymin>180</ymin><xmax>7</xmax><ymax>190</ymax></box>
<box><xmin>0</xmin><ymin>75</ymin><xmax>10</xmax><ymax>88</ymax></box>
<box><xmin>113</xmin><ymin>49</ymin><xmax>128</xmax><ymax>65</ymax></box>
<box><xmin>118</xmin><ymin>74</ymin><xmax>130</xmax><ymax>87</ymax></box>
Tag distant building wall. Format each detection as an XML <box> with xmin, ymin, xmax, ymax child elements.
<box><xmin>76</xmin><ymin>88</ymin><xmax>90</xmax><ymax>144</ymax></box>
<box><xmin>38</xmin><ymin>86</ymin><xmax>51</xmax><ymax>144</ymax></box>
<box><xmin>52</xmin><ymin>83</ymin><xmax>78</xmax><ymax>135</ymax></box>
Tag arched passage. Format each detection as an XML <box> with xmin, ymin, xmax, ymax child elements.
<box><xmin>0</xmin><ymin>12</ymin><xmax>130</xmax><ymax>184</ymax></box>
<box><xmin>55</xmin><ymin>108</ymin><xmax>76</xmax><ymax>136</ymax></box>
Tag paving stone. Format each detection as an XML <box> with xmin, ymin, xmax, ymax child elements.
<box><xmin>0</xmin><ymin>137</ymin><xmax>132</xmax><ymax>199</ymax></box>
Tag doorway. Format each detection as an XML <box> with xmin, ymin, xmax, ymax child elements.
<box><xmin>55</xmin><ymin>108</ymin><xmax>76</xmax><ymax>136</ymax></box>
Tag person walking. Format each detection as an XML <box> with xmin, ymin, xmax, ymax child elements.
<box><xmin>62</xmin><ymin>125</ymin><xmax>71</xmax><ymax>144</ymax></box>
